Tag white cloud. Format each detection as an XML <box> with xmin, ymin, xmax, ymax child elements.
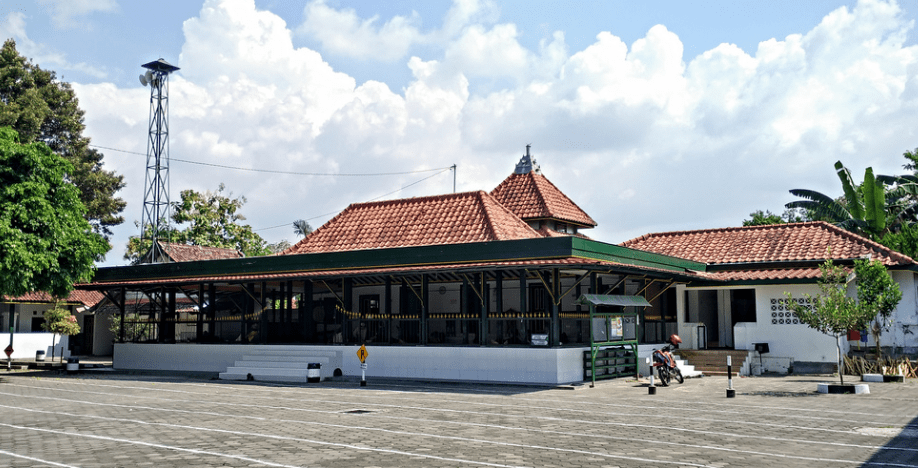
<box><xmin>59</xmin><ymin>0</ymin><xmax>918</xmax><ymax>265</ymax></box>
<box><xmin>0</xmin><ymin>12</ymin><xmax>109</xmax><ymax>78</ymax></box>
<box><xmin>296</xmin><ymin>0</ymin><xmax>423</xmax><ymax>62</ymax></box>
<box><xmin>36</xmin><ymin>0</ymin><xmax>118</xmax><ymax>28</ymax></box>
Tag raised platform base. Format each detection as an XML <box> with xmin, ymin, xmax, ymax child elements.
<box><xmin>817</xmin><ymin>383</ymin><xmax>869</xmax><ymax>394</ymax></box>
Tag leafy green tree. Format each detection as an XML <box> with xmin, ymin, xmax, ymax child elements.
<box><xmin>854</xmin><ymin>259</ymin><xmax>902</xmax><ymax>358</ymax></box>
<box><xmin>877</xmin><ymin>223</ymin><xmax>918</xmax><ymax>259</ymax></box>
<box><xmin>743</xmin><ymin>208</ymin><xmax>809</xmax><ymax>226</ymax></box>
<box><xmin>0</xmin><ymin>126</ymin><xmax>109</xmax><ymax>299</ymax></box>
<box><xmin>0</xmin><ymin>39</ymin><xmax>125</xmax><ymax>238</ymax></box>
<box><xmin>41</xmin><ymin>301</ymin><xmax>81</xmax><ymax>362</ymax></box>
<box><xmin>124</xmin><ymin>183</ymin><xmax>270</xmax><ymax>261</ymax></box>
<box><xmin>785</xmin><ymin>259</ymin><xmax>862</xmax><ymax>385</ymax></box>
<box><xmin>786</xmin><ymin>258</ymin><xmax>902</xmax><ymax>385</ymax></box>
<box><xmin>108</xmin><ymin>313</ymin><xmax>154</xmax><ymax>343</ymax></box>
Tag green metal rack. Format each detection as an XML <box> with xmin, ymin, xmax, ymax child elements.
<box><xmin>576</xmin><ymin>294</ymin><xmax>647</xmax><ymax>386</ymax></box>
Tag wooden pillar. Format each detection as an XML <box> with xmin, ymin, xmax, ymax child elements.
<box><xmin>385</xmin><ymin>276</ymin><xmax>392</xmax><ymax>343</ymax></box>
<box><xmin>118</xmin><ymin>287</ymin><xmax>126</xmax><ymax>342</ymax></box>
<box><xmin>286</xmin><ymin>280</ymin><xmax>293</xmax><ymax>340</ymax></box>
<box><xmin>551</xmin><ymin>268</ymin><xmax>560</xmax><ymax>347</ymax></box>
<box><xmin>302</xmin><ymin>280</ymin><xmax>313</xmax><ymax>343</ymax></box>
<box><xmin>208</xmin><ymin>283</ymin><xmax>217</xmax><ymax>340</ymax></box>
<box><xmin>421</xmin><ymin>274</ymin><xmax>429</xmax><ymax>345</ymax></box>
<box><xmin>343</xmin><ymin>279</ymin><xmax>353</xmax><ymax>343</ymax></box>
<box><xmin>480</xmin><ymin>272</ymin><xmax>488</xmax><ymax>346</ymax></box>
<box><xmin>260</xmin><ymin>282</ymin><xmax>268</xmax><ymax>344</ymax></box>
<box><xmin>168</xmin><ymin>288</ymin><xmax>177</xmax><ymax>343</ymax></box>
<box><xmin>245</xmin><ymin>283</ymin><xmax>255</xmax><ymax>344</ymax></box>
<box><xmin>197</xmin><ymin>283</ymin><xmax>205</xmax><ymax>343</ymax></box>
<box><xmin>157</xmin><ymin>287</ymin><xmax>166</xmax><ymax>343</ymax></box>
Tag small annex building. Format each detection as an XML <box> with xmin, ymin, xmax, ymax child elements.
<box><xmin>77</xmin><ymin>149</ymin><xmax>918</xmax><ymax>383</ymax></box>
<box><xmin>622</xmin><ymin>222</ymin><xmax>918</xmax><ymax>373</ymax></box>
<box><xmin>1</xmin><ymin>289</ymin><xmax>103</xmax><ymax>359</ymax></box>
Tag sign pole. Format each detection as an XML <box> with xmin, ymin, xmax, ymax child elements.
<box><xmin>357</xmin><ymin>344</ymin><xmax>368</xmax><ymax>387</ymax></box>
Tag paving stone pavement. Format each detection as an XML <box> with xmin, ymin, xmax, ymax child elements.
<box><xmin>0</xmin><ymin>370</ymin><xmax>916</xmax><ymax>467</ymax></box>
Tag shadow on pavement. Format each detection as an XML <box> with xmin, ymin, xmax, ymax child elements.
<box><xmin>862</xmin><ymin>413</ymin><xmax>918</xmax><ymax>466</ymax></box>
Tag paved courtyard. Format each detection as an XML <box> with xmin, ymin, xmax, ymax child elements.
<box><xmin>0</xmin><ymin>369</ymin><xmax>916</xmax><ymax>468</ymax></box>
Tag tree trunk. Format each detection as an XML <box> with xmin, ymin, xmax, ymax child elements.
<box><xmin>50</xmin><ymin>333</ymin><xmax>57</xmax><ymax>363</ymax></box>
<box><xmin>836</xmin><ymin>334</ymin><xmax>845</xmax><ymax>386</ymax></box>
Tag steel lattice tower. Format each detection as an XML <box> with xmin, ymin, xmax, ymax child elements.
<box><xmin>139</xmin><ymin>58</ymin><xmax>179</xmax><ymax>264</ymax></box>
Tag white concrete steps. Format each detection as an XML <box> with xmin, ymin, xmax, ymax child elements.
<box><xmin>673</xmin><ymin>357</ymin><xmax>704</xmax><ymax>378</ymax></box>
<box><xmin>219</xmin><ymin>348</ymin><xmax>343</xmax><ymax>383</ymax></box>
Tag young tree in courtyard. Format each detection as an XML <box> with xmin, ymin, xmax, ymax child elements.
<box><xmin>0</xmin><ymin>127</ymin><xmax>109</xmax><ymax>299</ymax></box>
<box><xmin>41</xmin><ymin>301</ymin><xmax>81</xmax><ymax>362</ymax></box>
<box><xmin>786</xmin><ymin>257</ymin><xmax>902</xmax><ymax>385</ymax></box>
<box><xmin>855</xmin><ymin>259</ymin><xmax>902</xmax><ymax>359</ymax></box>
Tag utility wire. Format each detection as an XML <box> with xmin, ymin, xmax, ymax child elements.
<box><xmin>89</xmin><ymin>144</ymin><xmax>451</xmax><ymax>177</ymax></box>
<box><xmin>254</xmin><ymin>166</ymin><xmax>454</xmax><ymax>232</ymax></box>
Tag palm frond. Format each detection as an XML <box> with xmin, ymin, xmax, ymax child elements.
<box><xmin>787</xmin><ymin>189</ymin><xmax>851</xmax><ymax>223</ymax></box>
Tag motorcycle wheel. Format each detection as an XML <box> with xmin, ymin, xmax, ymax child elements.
<box><xmin>657</xmin><ymin>366</ymin><xmax>671</xmax><ymax>386</ymax></box>
<box><xmin>674</xmin><ymin>367</ymin><xmax>684</xmax><ymax>384</ymax></box>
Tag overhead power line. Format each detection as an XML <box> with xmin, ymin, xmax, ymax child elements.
<box><xmin>89</xmin><ymin>144</ymin><xmax>451</xmax><ymax>177</ymax></box>
<box><xmin>254</xmin><ymin>166</ymin><xmax>454</xmax><ymax>232</ymax></box>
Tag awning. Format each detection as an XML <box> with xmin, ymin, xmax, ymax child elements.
<box><xmin>575</xmin><ymin>294</ymin><xmax>651</xmax><ymax>307</ymax></box>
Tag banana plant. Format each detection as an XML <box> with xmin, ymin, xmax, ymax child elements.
<box><xmin>786</xmin><ymin>161</ymin><xmax>887</xmax><ymax>240</ymax></box>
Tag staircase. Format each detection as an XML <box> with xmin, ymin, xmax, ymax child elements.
<box><xmin>674</xmin><ymin>349</ymin><xmax>752</xmax><ymax>376</ymax></box>
<box><xmin>219</xmin><ymin>348</ymin><xmax>343</xmax><ymax>383</ymax></box>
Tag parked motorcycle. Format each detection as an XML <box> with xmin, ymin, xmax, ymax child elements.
<box><xmin>652</xmin><ymin>334</ymin><xmax>684</xmax><ymax>386</ymax></box>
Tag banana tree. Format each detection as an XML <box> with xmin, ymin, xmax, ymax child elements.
<box><xmin>786</xmin><ymin>161</ymin><xmax>887</xmax><ymax>240</ymax></box>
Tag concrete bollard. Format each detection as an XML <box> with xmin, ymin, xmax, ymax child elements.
<box><xmin>726</xmin><ymin>355</ymin><xmax>735</xmax><ymax>398</ymax></box>
<box><xmin>35</xmin><ymin>350</ymin><xmax>46</xmax><ymax>362</ymax></box>
<box><xmin>66</xmin><ymin>357</ymin><xmax>79</xmax><ymax>375</ymax></box>
<box><xmin>307</xmin><ymin>363</ymin><xmax>321</xmax><ymax>383</ymax></box>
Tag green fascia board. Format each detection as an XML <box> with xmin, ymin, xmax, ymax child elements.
<box><xmin>90</xmin><ymin>237</ymin><xmax>705</xmax><ymax>285</ymax></box>
<box><xmin>571</xmin><ymin>237</ymin><xmax>706</xmax><ymax>273</ymax></box>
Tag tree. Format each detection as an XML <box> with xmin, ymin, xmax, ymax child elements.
<box><xmin>0</xmin><ymin>39</ymin><xmax>126</xmax><ymax>238</ymax></box>
<box><xmin>854</xmin><ymin>259</ymin><xmax>902</xmax><ymax>358</ymax></box>
<box><xmin>742</xmin><ymin>208</ymin><xmax>809</xmax><ymax>226</ymax></box>
<box><xmin>786</xmin><ymin>161</ymin><xmax>887</xmax><ymax>240</ymax></box>
<box><xmin>0</xmin><ymin>126</ymin><xmax>109</xmax><ymax>299</ymax></box>
<box><xmin>293</xmin><ymin>219</ymin><xmax>312</xmax><ymax>237</ymax></box>
<box><xmin>41</xmin><ymin>301</ymin><xmax>81</xmax><ymax>362</ymax></box>
<box><xmin>877</xmin><ymin>223</ymin><xmax>918</xmax><ymax>259</ymax></box>
<box><xmin>786</xmin><ymin>257</ymin><xmax>902</xmax><ymax>385</ymax></box>
<box><xmin>124</xmin><ymin>183</ymin><xmax>270</xmax><ymax>261</ymax></box>
<box><xmin>785</xmin><ymin>259</ymin><xmax>863</xmax><ymax>385</ymax></box>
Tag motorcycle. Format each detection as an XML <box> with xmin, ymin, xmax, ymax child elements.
<box><xmin>652</xmin><ymin>334</ymin><xmax>684</xmax><ymax>386</ymax></box>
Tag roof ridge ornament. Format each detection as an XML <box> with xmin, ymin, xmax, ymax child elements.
<box><xmin>514</xmin><ymin>144</ymin><xmax>541</xmax><ymax>175</ymax></box>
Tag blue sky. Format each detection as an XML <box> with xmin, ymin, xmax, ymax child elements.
<box><xmin>2</xmin><ymin>0</ymin><xmax>918</xmax><ymax>266</ymax></box>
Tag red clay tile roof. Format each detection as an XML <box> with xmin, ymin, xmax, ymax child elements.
<box><xmin>159</xmin><ymin>242</ymin><xmax>244</xmax><ymax>262</ymax></box>
<box><xmin>282</xmin><ymin>191</ymin><xmax>542</xmax><ymax>255</ymax></box>
<box><xmin>621</xmin><ymin>221</ymin><xmax>914</xmax><ymax>266</ymax></box>
<box><xmin>3</xmin><ymin>289</ymin><xmax>104</xmax><ymax>306</ymax></box>
<box><xmin>490</xmin><ymin>172</ymin><xmax>597</xmax><ymax>228</ymax></box>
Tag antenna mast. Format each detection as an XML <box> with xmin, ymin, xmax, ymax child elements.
<box><xmin>139</xmin><ymin>58</ymin><xmax>180</xmax><ymax>264</ymax></box>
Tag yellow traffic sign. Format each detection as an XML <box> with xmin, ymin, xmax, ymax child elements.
<box><xmin>357</xmin><ymin>344</ymin><xmax>368</xmax><ymax>363</ymax></box>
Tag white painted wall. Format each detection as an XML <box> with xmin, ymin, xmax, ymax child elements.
<box><xmin>0</xmin><ymin>333</ymin><xmax>70</xmax><ymax>360</ymax></box>
<box><xmin>114</xmin><ymin>343</ymin><xmax>590</xmax><ymax>385</ymax></box>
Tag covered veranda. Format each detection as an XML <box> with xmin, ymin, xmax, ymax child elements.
<box><xmin>81</xmin><ymin>236</ymin><xmax>706</xmax><ymax>384</ymax></box>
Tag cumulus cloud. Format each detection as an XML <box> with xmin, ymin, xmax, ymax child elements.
<box><xmin>36</xmin><ymin>0</ymin><xmax>118</xmax><ymax>29</ymax></box>
<box><xmin>62</xmin><ymin>0</ymin><xmax>918</xmax><ymax>264</ymax></box>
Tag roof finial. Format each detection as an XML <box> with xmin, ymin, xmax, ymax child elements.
<box><xmin>514</xmin><ymin>144</ymin><xmax>540</xmax><ymax>175</ymax></box>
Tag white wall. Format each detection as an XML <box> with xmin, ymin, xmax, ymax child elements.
<box><xmin>0</xmin><ymin>333</ymin><xmax>70</xmax><ymax>360</ymax></box>
<box><xmin>114</xmin><ymin>343</ymin><xmax>589</xmax><ymax>385</ymax></box>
